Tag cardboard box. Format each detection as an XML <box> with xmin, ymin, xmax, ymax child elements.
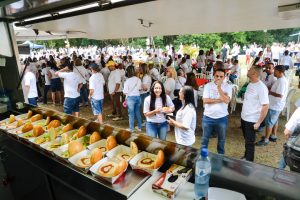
<box><xmin>152</xmin><ymin>164</ymin><xmax>192</xmax><ymax>199</ymax></box>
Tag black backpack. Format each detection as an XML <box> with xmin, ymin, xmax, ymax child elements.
<box><xmin>283</xmin><ymin>126</ymin><xmax>300</xmax><ymax>173</ymax></box>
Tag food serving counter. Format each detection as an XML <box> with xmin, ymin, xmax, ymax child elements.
<box><xmin>0</xmin><ymin>105</ymin><xmax>300</xmax><ymax>200</ymax></box>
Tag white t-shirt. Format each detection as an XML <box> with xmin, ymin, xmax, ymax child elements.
<box><xmin>41</xmin><ymin>67</ymin><xmax>51</xmax><ymax>85</ymax></box>
<box><xmin>108</xmin><ymin>69</ymin><xmax>121</xmax><ymax>94</ymax></box>
<box><xmin>269</xmin><ymin>76</ymin><xmax>288</xmax><ymax>111</ymax></box>
<box><xmin>100</xmin><ymin>67</ymin><xmax>110</xmax><ymax>84</ymax></box>
<box><xmin>73</xmin><ymin>65</ymin><xmax>89</xmax><ymax>84</ymax></box>
<box><xmin>175</xmin><ymin>76</ymin><xmax>186</xmax><ymax>90</ymax></box>
<box><xmin>141</xmin><ymin>74</ymin><xmax>152</xmax><ymax>94</ymax></box>
<box><xmin>180</xmin><ymin>63</ymin><xmax>191</xmax><ymax>73</ymax></box>
<box><xmin>241</xmin><ymin>81</ymin><xmax>269</xmax><ymax>122</ymax></box>
<box><xmin>150</xmin><ymin>68</ymin><xmax>161</xmax><ymax>81</ymax></box>
<box><xmin>280</xmin><ymin>56</ymin><xmax>293</xmax><ymax>67</ymax></box>
<box><xmin>164</xmin><ymin>78</ymin><xmax>176</xmax><ymax>100</ymax></box>
<box><xmin>49</xmin><ymin>69</ymin><xmax>60</xmax><ymax>79</ymax></box>
<box><xmin>143</xmin><ymin>95</ymin><xmax>174</xmax><ymax>123</ymax></box>
<box><xmin>230</xmin><ymin>64</ymin><xmax>239</xmax><ymax>76</ymax></box>
<box><xmin>58</xmin><ymin>72</ymin><xmax>82</xmax><ymax>98</ymax></box>
<box><xmin>203</xmin><ymin>81</ymin><xmax>232</xmax><ymax>119</ymax></box>
<box><xmin>89</xmin><ymin>73</ymin><xmax>105</xmax><ymax>100</ymax></box>
<box><xmin>196</xmin><ymin>55</ymin><xmax>206</xmax><ymax>68</ymax></box>
<box><xmin>285</xmin><ymin>107</ymin><xmax>300</xmax><ymax>132</ymax></box>
<box><xmin>175</xmin><ymin>104</ymin><xmax>196</xmax><ymax>146</ymax></box>
<box><xmin>123</xmin><ymin>76</ymin><xmax>141</xmax><ymax>96</ymax></box>
<box><xmin>260</xmin><ymin>72</ymin><xmax>277</xmax><ymax>88</ymax></box>
<box><xmin>24</xmin><ymin>71</ymin><xmax>38</xmax><ymax>98</ymax></box>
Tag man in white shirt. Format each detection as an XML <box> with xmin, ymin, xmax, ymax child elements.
<box><xmin>256</xmin><ymin>65</ymin><xmax>288</xmax><ymax>146</ymax></box>
<box><xmin>260</xmin><ymin>62</ymin><xmax>277</xmax><ymax>89</ymax></box>
<box><xmin>89</xmin><ymin>63</ymin><xmax>105</xmax><ymax>124</ymax></box>
<box><xmin>55</xmin><ymin>65</ymin><xmax>83</xmax><ymax>117</ymax></box>
<box><xmin>241</xmin><ymin>66</ymin><xmax>269</xmax><ymax>161</ymax></box>
<box><xmin>24</xmin><ymin>64</ymin><xmax>38</xmax><ymax>106</ymax></box>
<box><xmin>107</xmin><ymin>61</ymin><xmax>123</xmax><ymax>121</ymax></box>
<box><xmin>279</xmin><ymin>50</ymin><xmax>293</xmax><ymax>70</ymax></box>
<box><xmin>201</xmin><ymin>68</ymin><xmax>232</xmax><ymax>154</ymax></box>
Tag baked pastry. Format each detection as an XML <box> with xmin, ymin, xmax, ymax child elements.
<box><xmin>98</xmin><ymin>159</ymin><xmax>127</xmax><ymax>177</ymax></box>
<box><xmin>162</xmin><ymin>107</ymin><xmax>172</xmax><ymax>112</ymax></box>
<box><xmin>45</xmin><ymin>116</ymin><xmax>51</xmax><ymax>126</ymax></box>
<box><xmin>116</xmin><ymin>142</ymin><xmax>138</xmax><ymax>161</ymax></box>
<box><xmin>106</xmin><ymin>136</ymin><xmax>117</xmax><ymax>151</ymax></box>
<box><xmin>8</xmin><ymin>115</ymin><xmax>16</xmax><ymax>124</ymax></box>
<box><xmin>137</xmin><ymin>150</ymin><xmax>164</xmax><ymax>169</ymax></box>
<box><xmin>21</xmin><ymin>123</ymin><xmax>33</xmax><ymax>133</ymax></box>
<box><xmin>26</xmin><ymin>110</ymin><xmax>33</xmax><ymax>119</ymax></box>
<box><xmin>16</xmin><ymin>119</ymin><xmax>23</xmax><ymax>128</ymax></box>
<box><xmin>47</xmin><ymin>119</ymin><xmax>61</xmax><ymax>129</ymax></box>
<box><xmin>77</xmin><ymin>148</ymin><xmax>103</xmax><ymax>168</ymax></box>
<box><xmin>89</xmin><ymin>131</ymin><xmax>101</xmax><ymax>144</ymax></box>
<box><xmin>68</xmin><ymin>140</ymin><xmax>84</xmax><ymax>157</ymax></box>
<box><xmin>32</xmin><ymin>125</ymin><xmax>45</xmax><ymax>137</ymax></box>
<box><xmin>62</xmin><ymin>123</ymin><xmax>73</xmax><ymax>133</ymax></box>
<box><xmin>30</xmin><ymin>114</ymin><xmax>43</xmax><ymax>122</ymax></box>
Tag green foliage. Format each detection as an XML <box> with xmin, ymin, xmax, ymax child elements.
<box><xmin>35</xmin><ymin>27</ymin><xmax>300</xmax><ymax>50</ymax></box>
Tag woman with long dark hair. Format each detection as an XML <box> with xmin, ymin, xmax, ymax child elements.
<box><xmin>143</xmin><ymin>81</ymin><xmax>174</xmax><ymax>140</ymax></box>
<box><xmin>168</xmin><ymin>86</ymin><xmax>197</xmax><ymax>146</ymax></box>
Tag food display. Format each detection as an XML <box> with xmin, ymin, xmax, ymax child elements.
<box><xmin>130</xmin><ymin>150</ymin><xmax>164</xmax><ymax>175</ymax></box>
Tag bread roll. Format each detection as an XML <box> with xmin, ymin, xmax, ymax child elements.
<box><xmin>130</xmin><ymin>141</ymin><xmax>138</xmax><ymax>155</ymax></box>
<box><xmin>62</xmin><ymin>123</ymin><xmax>73</xmax><ymax>133</ymax></box>
<box><xmin>90</xmin><ymin>131</ymin><xmax>101</xmax><ymax>144</ymax></box>
<box><xmin>26</xmin><ymin>110</ymin><xmax>33</xmax><ymax>119</ymax></box>
<box><xmin>153</xmin><ymin>150</ymin><xmax>164</xmax><ymax>169</ymax></box>
<box><xmin>106</xmin><ymin>136</ymin><xmax>117</xmax><ymax>151</ymax></box>
<box><xmin>32</xmin><ymin>125</ymin><xmax>45</xmax><ymax>137</ymax></box>
<box><xmin>8</xmin><ymin>115</ymin><xmax>16</xmax><ymax>124</ymax></box>
<box><xmin>90</xmin><ymin>148</ymin><xmax>103</xmax><ymax>164</ymax></box>
<box><xmin>77</xmin><ymin>126</ymin><xmax>87</xmax><ymax>138</ymax></box>
<box><xmin>45</xmin><ymin>116</ymin><xmax>51</xmax><ymax>126</ymax></box>
<box><xmin>77</xmin><ymin>157</ymin><xmax>91</xmax><ymax>168</ymax></box>
<box><xmin>16</xmin><ymin>119</ymin><xmax>23</xmax><ymax>128</ymax></box>
<box><xmin>137</xmin><ymin>157</ymin><xmax>155</xmax><ymax>169</ymax></box>
<box><xmin>47</xmin><ymin>120</ymin><xmax>61</xmax><ymax>129</ymax></box>
<box><xmin>22</xmin><ymin>123</ymin><xmax>33</xmax><ymax>133</ymax></box>
<box><xmin>30</xmin><ymin>114</ymin><xmax>43</xmax><ymax>122</ymax></box>
<box><xmin>68</xmin><ymin>141</ymin><xmax>84</xmax><ymax>157</ymax></box>
<box><xmin>98</xmin><ymin>160</ymin><xmax>127</xmax><ymax>177</ymax></box>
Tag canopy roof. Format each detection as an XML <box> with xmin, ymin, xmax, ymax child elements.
<box><xmin>8</xmin><ymin>0</ymin><xmax>300</xmax><ymax>40</ymax></box>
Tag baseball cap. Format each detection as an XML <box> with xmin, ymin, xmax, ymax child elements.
<box><xmin>89</xmin><ymin>63</ymin><xmax>99</xmax><ymax>69</ymax></box>
<box><xmin>106</xmin><ymin>60</ymin><xmax>115</xmax><ymax>67</ymax></box>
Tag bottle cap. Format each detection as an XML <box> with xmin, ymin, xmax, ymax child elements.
<box><xmin>201</xmin><ymin>148</ymin><xmax>209</xmax><ymax>157</ymax></box>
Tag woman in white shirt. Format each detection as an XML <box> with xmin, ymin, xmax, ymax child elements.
<box><xmin>174</xmin><ymin>69</ymin><xmax>186</xmax><ymax>111</ymax></box>
<box><xmin>144</xmin><ymin>81</ymin><xmax>174</xmax><ymax>140</ymax></box>
<box><xmin>196</xmin><ymin>50</ymin><xmax>206</xmax><ymax>73</ymax></box>
<box><xmin>168</xmin><ymin>86</ymin><xmax>197</xmax><ymax>146</ymax></box>
<box><xmin>139</xmin><ymin>63</ymin><xmax>152</xmax><ymax>108</ymax></box>
<box><xmin>123</xmin><ymin>65</ymin><xmax>142</xmax><ymax>132</ymax></box>
<box><xmin>164</xmin><ymin>67</ymin><xmax>176</xmax><ymax>101</ymax></box>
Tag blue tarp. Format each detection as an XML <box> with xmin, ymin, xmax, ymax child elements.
<box><xmin>22</xmin><ymin>41</ymin><xmax>44</xmax><ymax>49</ymax></box>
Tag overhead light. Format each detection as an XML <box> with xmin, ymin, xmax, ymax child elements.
<box><xmin>111</xmin><ymin>0</ymin><xmax>126</xmax><ymax>3</ymax></box>
<box><xmin>59</xmin><ymin>3</ymin><xmax>99</xmax><ymax>14</ymax></box>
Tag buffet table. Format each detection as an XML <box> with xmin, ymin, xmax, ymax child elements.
<box><xmin>0</xmin><ymin>106</ymin><xmax>300</xmax><ymax>200</ymax></box>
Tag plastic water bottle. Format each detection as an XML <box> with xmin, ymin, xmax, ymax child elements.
<box><xmin>194</xmin><ymin>148</ymin><xmax>211</xmax><ymax>200</ymax></box>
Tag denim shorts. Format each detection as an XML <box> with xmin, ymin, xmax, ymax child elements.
<box><xmin>91</xmin><ymin>98</ymin><xmax>104</xmax><ymax>115</ymax></box>
<box><xmin>51</xmin><ymin>78</ymin><xmax>62</xmax><ymax>92</ymax></box>
<box><xmin>64</xmin><ymin>97</ymin><xmax>80</xmax><ymax>114</ymax></box>
<box><xmin>265</xmin><ymin>109</ymin><xmax>281</xmax><ymax>128</ymax></box>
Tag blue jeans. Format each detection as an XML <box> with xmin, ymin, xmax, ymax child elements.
<box><xmin>201</xmin><ymin>115</ymin><xmax>228</xmax><ymax>154</ymax></box>
<box><xmin>146</xmin><ymin>121</ymin><xmax>168</xmax><ymax>140</ymax></box>
<box><xmin>80</xmin><ymin>84</ymin><xmax>88</xmax><ymax>104</ymax></box>
<box><xmin>91</xmin><ymin>98</ymin><xmax>104</xmax><ymax>115</ymax></box>
<box><xmin>278</xmin><ymin>155</ymin><xmax>287</xmax><ymax>169</ymax></box>
<box><xmin>64</xmin><ymin>97</ymin><xmax>80</xmax><ymax>114</ymax></box>
<box><xmin>126</xmin><ymin>96</ymin><xmax>142</xmax><ymax>131</ymax></box>
<box><xmin>28</xmin><ymin>97</ymin><xmax>37</xmax><ymax>106</ymax></box>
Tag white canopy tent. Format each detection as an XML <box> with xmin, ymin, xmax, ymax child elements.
<box><xmin>16</xmin><ymin>0</ymin><xmax>300</xmax><ymax>40</ymax></box>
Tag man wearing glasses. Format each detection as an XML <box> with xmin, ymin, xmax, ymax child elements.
<box><xmin>201</xmin><ymin>67</ymin><xmax>232</xmax><ymax>154</ymax></box>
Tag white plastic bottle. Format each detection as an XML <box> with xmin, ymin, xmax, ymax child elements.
<box><xmin>194</xmin><ymin>148</ymin><xmax>211</xmax><ymax>200</ymax></box>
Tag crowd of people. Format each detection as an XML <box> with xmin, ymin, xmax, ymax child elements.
<box><xmin>22</xmin><ymin>41</ymin><xmax>300</xmax><ymax>168</ymax></box>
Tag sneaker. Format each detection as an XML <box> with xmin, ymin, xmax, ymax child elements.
<box><xmin>106</xmin><ymin>114</ymin><xmax>116</xmax><ymax>118</ymax></box>
<box><xmin>269</xmin><ymin>136</ymin><xmax>277</xmax><ymax>142</ymax></box>
<box><xmin>142</xmin><ymin>122</ymin><xmax>146</xmax><ymax>127</ymax></box>
<box><xmin>79</xmin><ymin>103</ymin><xmax>83</xmax><ymax>107</ymax></box>
<box><xmin>85</xmin><ymin>102</ymin><xmax>89</xmax><ymax>106</ymax></box>
<box><xmin>256</xmin><ymin>138</ymin><xmax>269</xmax><ymax>146</ymax></box>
